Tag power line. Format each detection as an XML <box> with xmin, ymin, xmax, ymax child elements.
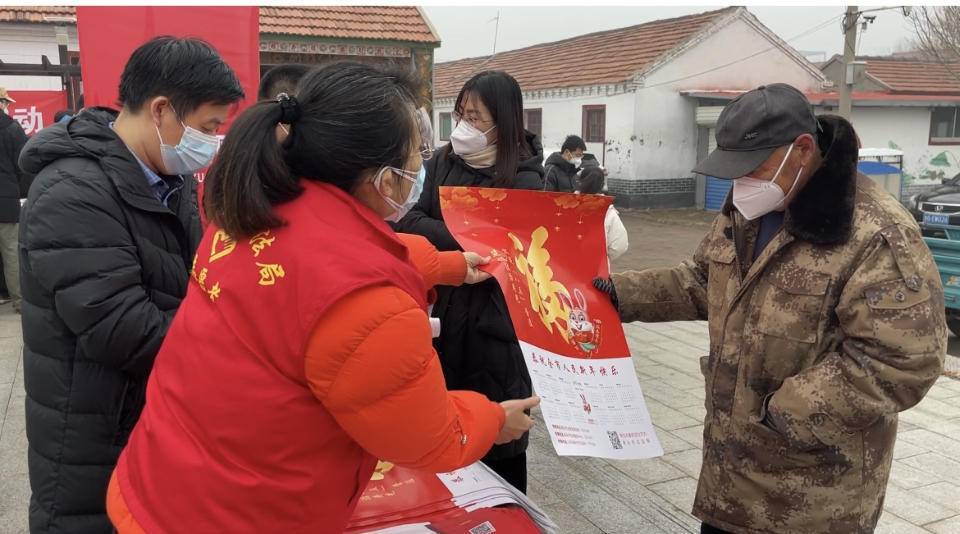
<box><xmin>640</xmin><ymin>13</ymin><xmax>843</xmax><ymax>90</ymax></box>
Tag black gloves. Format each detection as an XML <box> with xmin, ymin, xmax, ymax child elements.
<box><xmin>592</xmin><ymin>277</ymin><xmax>619</xmax><ymax>311</ymax></box>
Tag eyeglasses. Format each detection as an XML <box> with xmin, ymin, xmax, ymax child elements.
<box><xmin>415</xmin><ymin>107</ymin><xmax>434</xmax><ymax>161</ymax></box>
<box><xmin>453</xmin><ymin>112</ymin><xmax>494</xmax><ymax>129</ymax></box>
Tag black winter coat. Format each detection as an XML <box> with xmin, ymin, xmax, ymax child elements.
<box><xmin>395</xmin><ymin>131</ymin><xmax>544</xmax><ymax>461</ymax></box>
<box><xmin>18</xmin><ymin>108</ymin><xmax>201</xmax><ymax>533</ymax></box>
<box><xmin>0</xmin><ymin>111</ymin><xmax>30</xmax><ymax>222</ymax></box>
<box><xmin>542</xmin><ymin>151</ymin><xmax>579</xmax><ymax>193</ymax></box>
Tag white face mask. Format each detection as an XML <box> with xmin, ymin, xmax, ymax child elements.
<box><xmin>156</xmin><ymin>105</ymin><xmax>220</xmax><ymax>175</ymax></box>
<box><xmin>450</xmin><ymin>119</ymin><xmax>495</xmax><ymax>156</ymax></box>
<box><xmin>732</xmin><ymin>144</ymin><xmax>803</xmax><ymax>221</ymax></box>
<box><xmin>569</xmin><ymin>157</ymin><xmax>583</xmax><ymax>167</ymax></box>
<box><xmin>374</xmin><ymin>164</ymin><xmax>426</xmax><ymax>222</ymax></box>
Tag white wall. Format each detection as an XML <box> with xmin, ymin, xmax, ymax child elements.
<box><xmin>631</xmin><ymin>15</ymin><xmax>825</xmax><ymax>181</ymax></box>
<box><xmin>524</xmin><ymin>91</ymin><xmax>635</xmax><ymax>176</ymax></box>
<box><xmin>433</xmin><ymin>91</ymin><xmax>635</xmax><ymax>177</ymax></box>
<box><xmin>835</xmin><ymin>106</ymin><xmax>958</xmax><ymax>184</ymax></box>
<box><xmin>0</xmin><ymin>22</ymin><xmax>79</xmax><ymax>91</ymax></box>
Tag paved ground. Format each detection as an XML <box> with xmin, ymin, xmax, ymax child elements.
<box><xmin>527</xmin><ymin>321</ymin><xmax>960</xmax><ymax>534</ymax></box>
<box><xmin>3</xmin><ymin>210</ymin><xmax>960</xmax><ymax>533</ymax></box>
<box><xmin>0</xmin><ymin>305</ymin><xmax>28</xmax><ymax>533</ymax></box>
<box><xmin>533</xmin><ymin>209</ymin><xmax>960</xmax><ymax>533</ymax></box>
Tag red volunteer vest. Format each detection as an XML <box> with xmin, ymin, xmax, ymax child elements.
<box><xmin>116</xmin><ymin>181</ymin><xmax>427</xmax><ymax>533</ymax></box>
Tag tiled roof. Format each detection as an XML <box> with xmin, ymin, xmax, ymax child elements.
<box><xmin>683</xmin><ymin>89</ymin><xmax>960</xmax><ymax>105</ymax></box>
<box><xmin>860</xmin><ymin>56</ymin><xmax>960</xmax><ymax>94</ymax></box>
<box><xmin>434</xmin><ymin>7</ymin><xmax>736</xmax><ymax>100</ymax></box>
<box><xmin>0</xmin><ymin>6</ymin><xmax>439</xmax><ymax>44</ymax></box>
<box><xmin>805</xmin><ymin>91</ymin><xmax>960</xmax><ymax>103</ymax></box>
<box><xmin>259</xmin><ymin>6</ymin><xmax>437</xmax><ymax>44</ymax></box>
<box><xmin>0</xmin><ymin>6</ymin><xmax>74</xmax><ymax>23</ymax></box>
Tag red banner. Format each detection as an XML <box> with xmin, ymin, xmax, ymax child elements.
<box><xmin>76</xmin><ymin>6</ymin><xmax>260</xmax><ymax>125</ymax></box>
<box><xmin>440</xmin><ymin>187</ymin><xmax>628</xmax><ymax>358</ymax></box>
<box><xmin>5</xmin><ymin>90</ymin><xmax>67</xmax><ymax>136</ymax></box>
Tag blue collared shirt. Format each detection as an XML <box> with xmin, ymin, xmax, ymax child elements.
<box><xmin>133</xmin><ymin>156</ymin><xmax>183</xmax><ymax>208</ymax></box>
<box><xmin>752</xmin><ymin>210</ymin><xmax>785</xmax><ymax>261</ymax></box>
<box><xmin>110</xmin><ymin>122</ymin><xmax>184</xmax><ymax>208</ymax></box>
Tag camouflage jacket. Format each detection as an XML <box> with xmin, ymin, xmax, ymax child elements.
<box><xmin>613</xmin><ymin>116</ymin><xmax>946</xmax><ymax>533</ymax></box>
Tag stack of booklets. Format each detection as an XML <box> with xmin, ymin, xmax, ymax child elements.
<box><xmin>346</xmin><ymin>461</ymin><xmax>558</xmax><ymax>533</ymax></box>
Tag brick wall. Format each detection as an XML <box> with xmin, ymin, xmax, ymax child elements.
<box><xmin>608</xmin><ymin>177</ymin><xmax>696</xmax><ymax>209</ymax></box>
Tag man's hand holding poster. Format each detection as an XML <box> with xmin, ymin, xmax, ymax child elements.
<box><xmin>440</xmin><ymin>187</ymin><xmax>663</xmax><ymax>460</ymax></box>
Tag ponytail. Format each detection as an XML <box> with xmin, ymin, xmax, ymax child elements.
<box><xmin>204</xmin><ymin>99</ymin><xmax>302</xmax><ymax>238</ymax></box>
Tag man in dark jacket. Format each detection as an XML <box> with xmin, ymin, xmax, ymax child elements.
<box><xmin>543</xmin><ymin>134</ymin><xmax>586</xmax><ymax>192</ymax></box>
<box><xmin>0</xmin><ymin>88</ymin><xmax>30</xmax><ymax>312</ymax></box>
<box><xmin>18</xmin><ymin>37</ymin><xmax>243</xmax><ymax>533</ymax></box>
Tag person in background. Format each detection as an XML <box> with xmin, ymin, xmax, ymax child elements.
<box><xmin>106</xmin><ymin>62</ymin><xmax>538</xmax><ymax>533</ymax></box>
<box><xmin>580</xmin><ymin>152</ymin><xmax>607</xmax><ymax>177</ymax></box>
<box><xmin>577</xmin><ymin>166</ymin><xmax>628</xmax><ymax>262</ymax></box>
<box><xmin>595</xmin><ymin>83</ymin><xmax>945</xmax><ymax>534</ymax></box>
<box><xmin>257</xmin><ymin>63</ymin><xmax>310</xmax><ymax>101</ymax></box>
<box><xmin>396</xmin><ymin>70</ymin><xmax>544</xmax><ymax>492</ymax></box>
<box><xmin>0</xmin><ymin>87</ymin><xmax>27</xmax><ymax>313</ymax></box>
<box><xmin>18</xmin><ymin>37</ymin><xmax>243</xmax><ymax>533</ymax></box>
<box><xmin>53</xmin><ymin>110</ymin><xmax>73</xmax><ymax>124</ymax></box>
<box><xmin>543</xmin><ymin>134</ymin><xmax>586</xmax><ymax>192</ymax></box>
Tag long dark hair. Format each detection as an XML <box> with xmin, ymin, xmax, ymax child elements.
<box><xmin>204</xmin><ymin>62</ymin><xmax>419</xmax><ymax>237</ymax></box>
<box><xmin>578</xmin><ymin>167</ymin><xmax>606</xmax><ymax>194</ymax></box>
<box><xmin>453</xmin><ymin>70</ymin><xmax>529</xmax><ymax>187</ymax></box>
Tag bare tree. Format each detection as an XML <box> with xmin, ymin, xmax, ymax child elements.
<box><xmin>891</xmin><ymin>37</ymin><xmax>922</xmax><ymax>57</ymax></box>
<box><xmin>911</xmin><ymin>6</ymin><xmax>960</xmax><ymax>81</ymax></box>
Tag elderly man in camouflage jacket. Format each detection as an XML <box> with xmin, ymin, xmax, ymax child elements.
<box><xmin>596</xmin><ymin>84</ymin><xmax>946</xmax><ymax>534</ymax></box>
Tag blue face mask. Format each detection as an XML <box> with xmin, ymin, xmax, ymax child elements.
<box><xmin>155</xmin><ymin>106</ymin><xmax>220</xmax><ymax>175</ymax></box>
<box><xmin>376</xmin><ymin>164</ymin><xmax>425</xmax><ymax>222</ymax></box>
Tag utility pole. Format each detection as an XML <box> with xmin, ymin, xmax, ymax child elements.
<box><xmin>54</xmin><ymin>26</ymin><xmax>74</xmax><ymax>110</ymax></box>
<box><xmin>839</xmin><ymin>6</ymin><xmax>859</xmax><ymax>120</ymax></box>
<box><xmin>491</xmin><ymin>10</ymin><xmax>501</xmax><ymax>56</ymax></box>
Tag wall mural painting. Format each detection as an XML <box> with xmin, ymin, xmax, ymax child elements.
<box><xmin>888</xmin><ymin>141</ymin><xmax>960</xmax><ymax>184</ymax></box>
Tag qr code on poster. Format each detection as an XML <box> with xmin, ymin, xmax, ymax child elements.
<box><xmin>469</xmin><ymin>521</ymin><xmax>496</xmax><ymax>534</ymax></box>
<box><xmin>607</xmin><ymin>430</ymin><xmax>623</xmax><ymax>450</ymax></box>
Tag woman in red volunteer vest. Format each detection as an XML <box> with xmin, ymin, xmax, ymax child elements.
<box><xmin>106</xmin><ymin>62</ymin><xmax>540</xmax><ymax>533</ymax></box>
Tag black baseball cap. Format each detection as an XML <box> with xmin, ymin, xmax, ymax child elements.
<box><xmin>692</xmin><ymin>83</ymin><xmax>817</xmax><ymax>179</ymax></box>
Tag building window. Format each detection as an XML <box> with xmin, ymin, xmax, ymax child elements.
<box><xmin>930</xmin><ymin>107</ymin><xmax>960</xmax><ymax>144</ymax></box>
<box><xmin>582</xmin><ymin>105</ymin><xmax>606</xmax><ymax>143</ymax></box>
<box><xmin>439</xmin><ymin>112</ymin><xmax>452</xmax><ymax>141</ymax></box>
<box><xmin>523</xmin><ymin>108</ymin><xmax>542</xmax><ymax>137</ymax></box>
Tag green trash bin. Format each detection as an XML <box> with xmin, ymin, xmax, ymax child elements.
<box><xmin>924</xmin><ymin>234</ymin><xmax>960</xmax><ymax>336</ymax></box>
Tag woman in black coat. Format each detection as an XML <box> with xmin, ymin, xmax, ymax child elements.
<box><xmin>396</xmin><ymin>70</ymin><xmax>544</xmax><ymax>492</ymax></box>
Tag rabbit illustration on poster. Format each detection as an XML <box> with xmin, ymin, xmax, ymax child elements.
<box><xmin>558</xmin><ymin>288</ymin><xmax>602</xmax><ymax>355</ymax></box>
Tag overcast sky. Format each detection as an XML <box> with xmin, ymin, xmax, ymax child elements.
<box><xmin>422</xmin><ymin>5</ymin><xmax>918</xmax><ymax>64</ymax></box>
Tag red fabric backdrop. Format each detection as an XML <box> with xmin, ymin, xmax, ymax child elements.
<box><xmin>75</xmin><ymin>6</ymin><xmax>260</xmax><ymax>125</ymax></box>
<box><xmin>5</xmin><ymin>90</ymin><xmax>67</xmax><ymax>136</ymax></box>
